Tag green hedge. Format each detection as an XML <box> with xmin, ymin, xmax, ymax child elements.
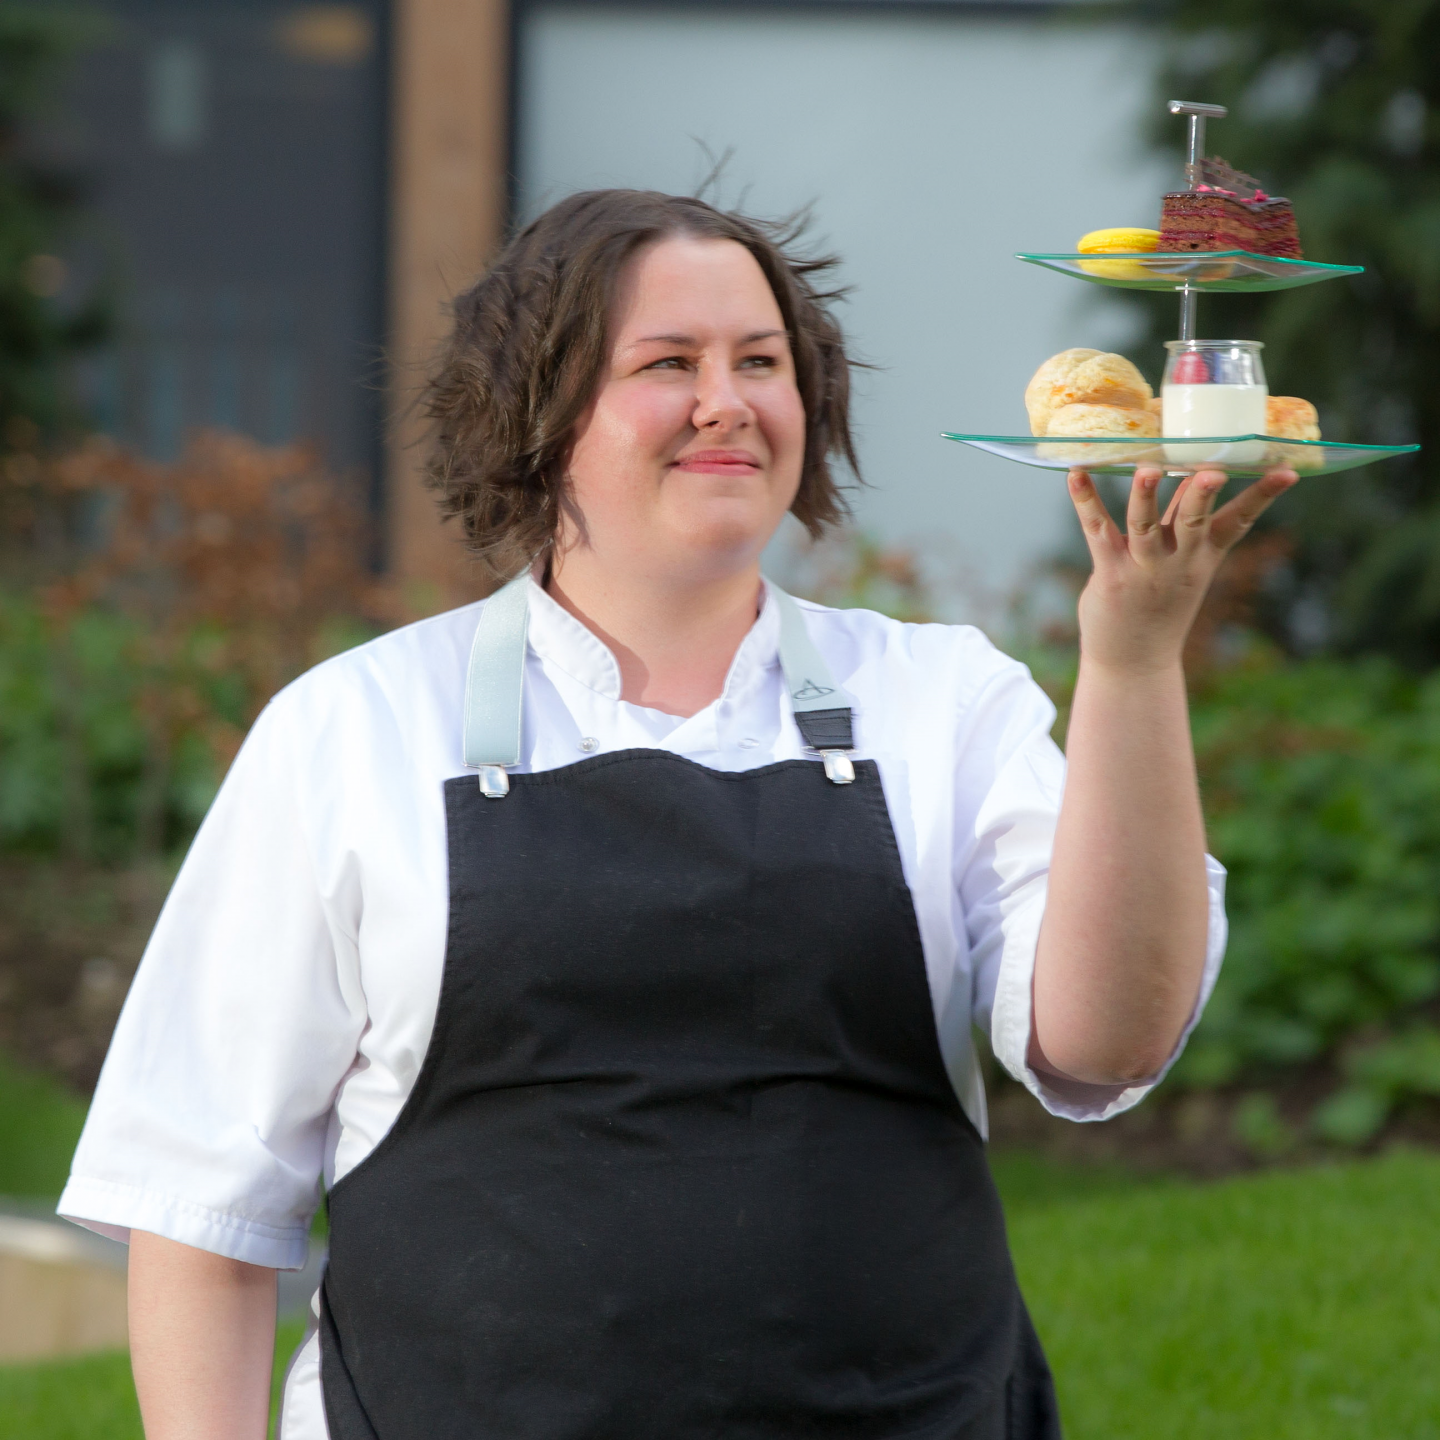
<box><xmin>0</xmin><ymin>1050</ymin><xmax>87</xmax><ymax>1197</ymax></box>
<box><xmin>0</xmin><ymin>595</ymin><xmax>231</xmax><ymax>859</ymax></box>
<box><xmin>1030</xmin><ymin>642</ymin><xmax>1440</xmax><ymax>1141</ymax></box>
<box><xmin>0</xmin><ymin>592</ymin><xmax>371</xmax><ymax>861</ymax></box>
<box><xmin>1183</xmin><ymin>656</ymin><xmax>1440</xmax><ymax>1140</ymax></box>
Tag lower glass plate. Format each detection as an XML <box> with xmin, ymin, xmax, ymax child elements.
<box><xmin>940</xmin><ymin>433</ymin><xmax>1420</xmax><ymax>477</ymax></box>
<box><xmin>1015</xmin><ymin>251</ymin><xmax>1364</xmax><ymax>293</ymax></box>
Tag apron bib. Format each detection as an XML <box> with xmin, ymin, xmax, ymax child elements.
<box><xmin>319</xmin><ymin>577</ymin><xmax>1060</xmax><ymax>1439</ymax></box>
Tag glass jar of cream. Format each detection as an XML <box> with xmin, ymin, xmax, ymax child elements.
<box><xmin>1162</xmin><ymin>339</ymin><xmax>1267</xmax><ymax>464</ymax></box>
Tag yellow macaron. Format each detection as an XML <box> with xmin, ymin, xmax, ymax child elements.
<box><xmin>1077</xmin><ymin>227</ymin><xmax>1162</xmax><ymax>255</ymax></box>
<box><xmin>1075</xmin><ymin>229</ymin><xmax>1162</xmax><ymax>280</ymax></box>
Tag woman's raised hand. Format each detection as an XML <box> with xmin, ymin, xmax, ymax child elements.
<box><xmin>1066</xmin><ymin>464</ymin><xmax>1298</xmax><ymax>675</ymax></box>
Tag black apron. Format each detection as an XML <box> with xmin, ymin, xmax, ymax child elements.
<box><xmin>318</xmin><ymin>578</ymin><xmax>1061</xmax><ymax>1439</ymax></box>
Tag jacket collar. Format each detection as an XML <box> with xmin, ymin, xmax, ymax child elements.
<box><xmin>523</xmin><ymin>575</ymin><xmax>783</xmax><ymax>711</ymax></box>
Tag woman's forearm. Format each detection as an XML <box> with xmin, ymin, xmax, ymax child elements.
<box><xmin>129</xmin><ymin>1230</ymin><xmax>277</xmax><ymax>1440</ymax></box>
<box><xmin>1032</xmin><ymin>462</ymin><xmax>1296</xmax><ymax>1086</ymax></box>
<box><xmin>1031</xmin><ymin>656</ymin><xmax>1209</xmax><ymax>1085</ymax></box>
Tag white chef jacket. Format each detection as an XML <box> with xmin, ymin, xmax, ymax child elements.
<box><xmin>60</xmin><ymin>577</ymin><xmax>1227</xmax><ymax>1437</ymax></box>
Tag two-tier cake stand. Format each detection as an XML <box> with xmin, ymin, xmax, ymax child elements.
<box><xmin>943</xmin><ymin>100</ymin><xmax>1420</xmax><ymax>478</ymax></box>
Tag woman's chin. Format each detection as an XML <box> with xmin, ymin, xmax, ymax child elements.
<box><xmin>666</xmin><ymin>489</ymin><xmax>791</xmax><ymax>554</ymax></box>
<box><xmin>664</xmin><ymin>512</ymin><xmax>779</xmax><ymax>573</ymax></box>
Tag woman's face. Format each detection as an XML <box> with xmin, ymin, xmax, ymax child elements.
<box><xmin>558</xmin><ymin>235</ymin><xmax>807</xmax><ymax>587</ymax></box>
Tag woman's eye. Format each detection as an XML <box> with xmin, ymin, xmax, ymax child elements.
<box><xmin>644</xmin><ymin>356</ymin><xmax>688</xmax><ymax>371</ymax></box>
<box><xmin>739</xmin><ymin>354</ymin><xmax>778</xmax><ymax>370</ymax></box>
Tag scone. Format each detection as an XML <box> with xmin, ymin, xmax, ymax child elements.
<box><xmin>1046</xmin><ymin>403</ymin><xmax>1161</xmax><ymax>438</ymax></box>
<box><xmin>1264</xmin><ymin>396</ymin><xmax>1323</xmax><ymax>470</ymax></box>
<box><xmin>1025</xmin><ymin>349</ymin><xmax>1153</xmax><ymax>435</ymax></box>
<box><xmin>1038</xmin><ymin>402</ymin><xmax>1161</xmax><ymax>466</ymax></box>
<box><xmin>1026</xmin><ymin>349</ymin><xmax>1099</xmax><ymax>435</ymax></box>
<box><xmin>1264</xmin><ymin>396</ymin><xmax>1320</xmax><ymax>441</ymax></box>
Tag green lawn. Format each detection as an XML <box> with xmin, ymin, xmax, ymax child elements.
<box><xmin>0</xmin><ymin>1321</ymin><xmax>308</xmax><ymax>1439</ymax></box>
<box><xmin>996</xmin><ymin>1148</ymin><xmax>1440</xmax><ymax>1439</ymax></box>
<box><xmin>2</xmin><ymin>1123</ymin><xmax>1436</xmax><ymax>1436</ymax></box>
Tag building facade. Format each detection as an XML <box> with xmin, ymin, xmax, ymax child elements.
<box><xmin>71</xmin><ymin>0</ymin><xmax>1161</xmax><ymax>606</ymax></box>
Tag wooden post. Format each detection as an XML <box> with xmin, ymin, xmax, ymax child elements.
<box><xmin>387</xmin><ymin>0</ymin><xmax>510</xmax><ymax>603</ymax></box>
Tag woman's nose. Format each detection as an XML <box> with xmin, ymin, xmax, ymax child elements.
<box><xmin>692</xmin><ymin>363</ymin><xmax>753</xmax><ymax>430</ymax></box>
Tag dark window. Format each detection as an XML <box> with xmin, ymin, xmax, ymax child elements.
<box><xmin>65</xmin><ymin>1</ymin><xmax>387</xmax><ymax>513</ymax></box>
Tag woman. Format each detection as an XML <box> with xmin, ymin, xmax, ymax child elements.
<box><xmin>62</xmin><ymin>190</ymin><xmax>1295</xmax><ymax>1439</ymax></box>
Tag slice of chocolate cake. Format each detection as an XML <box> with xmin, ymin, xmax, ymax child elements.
<box><xmin>1158</xmin><ymin>157</ymin><xmax>1302</xmax><ymax>258</ymax></box>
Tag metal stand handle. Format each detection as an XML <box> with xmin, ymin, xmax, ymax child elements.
<box><xmin>1169</xmin><ymin>98</ymin><xmax>1228</xmax><ymax>176</ymax></box>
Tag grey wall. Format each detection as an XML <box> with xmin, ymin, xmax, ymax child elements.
<box><xmin>517</xmin><ymin>3</ymin><xmax>1169</xmax><ymax>618</ymax></box>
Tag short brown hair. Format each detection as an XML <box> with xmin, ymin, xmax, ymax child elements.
<box><xmin>422</xmin><ymin>189</ymin><xmax>860</xmax><ymax>585</ymax></box>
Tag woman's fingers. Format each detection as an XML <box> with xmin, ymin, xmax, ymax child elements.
<box><xmin>1161</xmin><ymin>474</ymin><xmax>1193</xmax><ymax>527</ymax></box>
<box><xmin>1209</xmin><ymin>468</ymin><xmax>1298</xmax><ymax>551</ymax></box>
<box><xmin>1125</xmin><ymin>467</ymin><xmax>1165</xmax><ymax>556</ymax></box>
<box><xmin>1171</xmin><ymin>468</ymin><xmax>1227</xmax><ymax>552</ymax></box>
<box><xmin>1067</xmin><ymin>469</ymin><xmax>1122</xmax><ymax>562</ymax></box>
<box><xmin>1071</xmin><ymin>462</ymin><xmax>1297</xmax><ymax>576</ymax></box>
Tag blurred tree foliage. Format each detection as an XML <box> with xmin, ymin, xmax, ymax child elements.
<box><xmin>777</xmin><ymin>531</ymin><xmax>936</xmax><ymax>622</ymax></box>
<box><xmin>0</xmin><ymin>5</ymin><xmax>107</xmax><ymax>453</ymax></box>
<box><xmin>1129</xmin><ymin>0</ymin><xmax>1440</xmax><ymax>662</ymax></box>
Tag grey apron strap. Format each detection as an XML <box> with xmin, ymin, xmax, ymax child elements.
<box><xmin>462</xmin><ymin>569</ymin><xmax>531</xmax><ymax>798</ymax></box>
<box><xmin>771</xmin><ymin>585</ymin><xmax>857</xmax><ymax>784</ymax></box>
<box><xmin>461</xmin><ymin>577</ymin><xmax>857</xmax><ymax>794</ymax></box>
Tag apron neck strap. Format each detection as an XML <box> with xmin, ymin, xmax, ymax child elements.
<box><xmin>462</xmin><ymin>570</ymin><xmax>531</xmax><ymax>795</ymax></box>
<box><xmin>770</xmin><ymin>587</ymin><xmax>855</xmax><ymax>764</ymax></box>
<box><xmin>463</xmin><ymin>576</ymin><xmax>856</xmax><ymax>796</ymax></box>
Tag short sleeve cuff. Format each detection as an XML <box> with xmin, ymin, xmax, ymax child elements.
<box><xmin>58</xmin><ymin>1176</ymin><xmax>311</xmax><ymax>1270</ymax></box>
<box><xmin>991</xmin><ymin>854</ymin><xmax>1228</xmax><ymax>1123</ymax></box>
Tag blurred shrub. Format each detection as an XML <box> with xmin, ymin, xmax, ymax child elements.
<box><xmin>777</xmin><ymin>531</ymin><xmax>935</xmax><ymax>622</ymax></box>
<box><xmin>0</xmin><ymin>1046</ymin><xmax>86</xmax><ymax>1194</ymax></box>
<box><xmin>1312</xmin><ymin>1026</ymin><xmax>1440</xmax><ymax>1144</ymax></box>
<box><xmin>0</xmin><ymin>430</ymin><xmax>392</xmax><ymax>860</ymax></box>
<box><xmin>1229</xmin><ymin>1091</ymin><xmax>1299</xmax><ymax>1159</ymax></box>
<box><xmin>1184</xmin><ymin>655</ymin><xmax>1440</xmax><ymax>1109</ymax></box>
<box><xmin>0</xmin><ymin>593</ymin><xmax>219</xmax><ymax>859</ymax></box>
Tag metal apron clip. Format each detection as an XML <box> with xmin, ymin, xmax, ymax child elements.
<box><xmin>461</xmin><ymin>576</ymin><xmax>859</xmax><ymax>793</ymax></box>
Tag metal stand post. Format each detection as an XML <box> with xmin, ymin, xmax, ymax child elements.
<box><xmin>1167</xmin><ymin>100</ymin><xmax>1228</xmax><ymax>344</ymax></box>
<box><xmin>1178</xmin><ymin>285</ymin><xmax>1197</xmax><ymax>341</ymax></box>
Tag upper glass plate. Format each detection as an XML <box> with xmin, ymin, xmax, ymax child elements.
<box><xmin>1015</xmin><ymin>251</ymin><xmax>1364</xmax><ymax>293</ymax></box>
<box><xmin>940</xmin><ymin>433</ymin><xmax>1419</xmax><ymax>478</ymax></box>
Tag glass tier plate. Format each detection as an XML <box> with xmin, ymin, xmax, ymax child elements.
<box><xmin>1015</xmin><ymin>251</ymin><xmax>1364</xmax><ymax>292</ymax></box>
<box><xmin>940</xmin><ymin>433</ymin><xmax>1419</xmax><ymax>478</ymax></box>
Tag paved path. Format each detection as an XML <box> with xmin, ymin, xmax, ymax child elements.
<box><xmin>0</xmin><ymin>1199</ymin><xmax>326</xmax><ymax>1360</ymax></box>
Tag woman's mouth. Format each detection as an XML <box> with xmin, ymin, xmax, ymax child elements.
<box><xmin>671</xmin><ymin>449</ymin><xmax>762</xmax><ymax>476</ymax></box>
